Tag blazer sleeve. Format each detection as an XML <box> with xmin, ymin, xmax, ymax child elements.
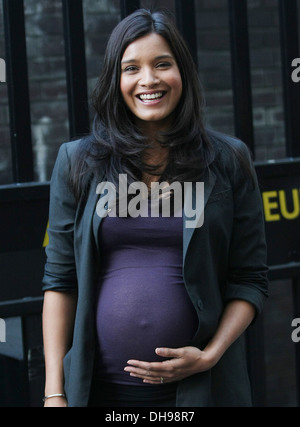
<box><xmin>42</xmin><ymin>142</ymin><xmax>78</xmax><ymax>292</ymax></box>
<box><xmin>224</xmin><ymin>141</ymin><xmax>269</xmax><ymax>316</ymax></box>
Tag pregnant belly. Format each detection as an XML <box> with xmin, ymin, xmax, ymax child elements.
<box><xmin>94</xmin><ymin>266</ymin><xmax>198</xmax><ymax>384</ymax></box>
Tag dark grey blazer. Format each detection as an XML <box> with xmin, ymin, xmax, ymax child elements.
<box><xmin>42</xmin><ymin>132</ymin><xmax>268</xmax><ymax>407</ymax></box>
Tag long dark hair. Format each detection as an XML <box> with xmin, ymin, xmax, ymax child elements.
<box><xmin>70</xmin><ymin>9</ymin><xmax>215</xmax><ymax>199</ymax></box>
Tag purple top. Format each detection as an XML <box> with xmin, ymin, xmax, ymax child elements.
<box><xmin>94</xmin><ymin>209</ymin><xmax>198</xmax><ymax>385</ymax></box>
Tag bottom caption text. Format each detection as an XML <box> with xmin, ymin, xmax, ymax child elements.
<box><xmin>104</xmin><ymin>410</ymin><xmax>195</xmax><ymax>424</ymax></box>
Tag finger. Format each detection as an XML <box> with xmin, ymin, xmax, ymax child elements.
<box><xmin>124</xmin><ymin>366</ymin><xmax>153</xmax><ymax>377</ymax></box>
<box><xmin>124</xmin><ymin>368</ymin><xmax>164</xmax><ymax>385</ymax></box>
<box><xmin>126</xmin><ymin>359</ymin><xmax>166</xmax><ymax>371</ymax></box>
<box><xmin>155</xmin><ymin>347</ymin><xmax>182</xmax><ymax>358</ymax></box>
<box><xmin>124</xmin><ymin>364</ymin><xmax>164</xmax><ymax>379</ymax></box>
<box><xmin>126</xmin><ymin>359</ymin><xmax>148</xmax><ymax>367</ymax></box>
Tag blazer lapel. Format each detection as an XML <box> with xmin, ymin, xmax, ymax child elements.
<box><xmin>183</xmin><ymin>170</ymin><xmax>216</xmax><ymax>263</ymax></box>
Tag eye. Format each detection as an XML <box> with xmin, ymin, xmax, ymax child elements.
<box><xmin>156</xmin><ymin>62</ymin><xmax>172</xmax><ymax>69</ymax></box>
<box><xmin>122</xmin><ymin>65</ymin><xmax>138</xmax><ymax>73</ymax></box>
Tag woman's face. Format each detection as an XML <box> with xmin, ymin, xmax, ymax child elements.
<box><xmin>120</xmin><ymin>33</ymin><xmax>183</xmax><ymax>133</ymax></box>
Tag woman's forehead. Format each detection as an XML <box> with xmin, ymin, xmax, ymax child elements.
<box><xmin>121</xmin><ymin>33</ymin><xmax>173</xmax><ymax>61</ymax></box>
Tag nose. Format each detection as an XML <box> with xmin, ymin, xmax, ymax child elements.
<box><xmin>139</xmin><ymin>67</ymin><xmax>160</xmax><ymax>87</ymax></box>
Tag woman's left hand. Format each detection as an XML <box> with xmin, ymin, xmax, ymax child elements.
<box><xmin>124</xmin><ymin>346</ymin><xmax>215</xmax><ymax>384</ymax></box>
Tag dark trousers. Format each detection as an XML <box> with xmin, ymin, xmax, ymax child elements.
<box><xmin>88</xmin><ymin>378</ymin><xmax>177</xmax><ymax>407</ymax></box>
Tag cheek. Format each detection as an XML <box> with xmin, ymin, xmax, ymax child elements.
<box><xmin>120</xmin><ymin>80</ymin><xmax>138</xmax><ymax>113</ymax></box>
<box><xmin>168</xmin><ymin>74</ymin><xmax>183</xmax><ymax>98</ymax></box>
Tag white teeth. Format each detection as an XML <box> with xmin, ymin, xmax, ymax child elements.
<box><xmin>139</xmin><ymin>92</ymin><xmax>163</xmax><ymax>100</ymax></box>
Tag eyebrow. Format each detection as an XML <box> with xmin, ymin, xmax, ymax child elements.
<box><xmin>121</xmin><ymin>54</ymin><xmax>174</xmax><ymax>65</ymax></box>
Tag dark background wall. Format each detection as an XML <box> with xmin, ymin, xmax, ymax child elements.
<box><xmin>0</xmin><ymin>0</ymin><xmax>299</xmax><ymax>406</ymax></box>
<box><xmin>0</xmin><ymin>0</ymin><xmax>290</xmax><ymax>185</ymax></box>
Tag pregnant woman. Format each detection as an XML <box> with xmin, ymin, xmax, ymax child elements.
<box><xmin>42</xmin><ymin>9</ymin><xmax>268</xmax><ymax>407</ymax></box>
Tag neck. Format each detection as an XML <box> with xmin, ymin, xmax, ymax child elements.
<box><xmin>137</xmin><ymin>120</ymin><xmax>171</xmax><ymax>185</ymax></box>
<box><xmin>142</xmin><ymin>142</ymin><xmax>169</xmax><ymax>186</ymax></box>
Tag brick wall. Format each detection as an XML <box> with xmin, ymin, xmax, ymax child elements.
<box><xmin>196</xmin><ymin>0</ymin><xmax>286</xmax><ymax>161</ymax></box>
<box><xmin>0</xmin><ymin>0</ymin><xmax>120</xmax><ymax>183</ymax></box>
<box><xmin>0</xmin><ymin>0</ymin><xmax>292</xmax><ymax>184</ymax></box>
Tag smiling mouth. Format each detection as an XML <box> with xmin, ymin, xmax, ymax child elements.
<box><xmin>137</xmin><ymin>92</ymin><xmax>166</xmax><ymax>102</ymax></box>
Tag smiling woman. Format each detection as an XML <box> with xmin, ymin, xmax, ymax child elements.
<box><xmin>42</xmin><ymin>8</ymin><xmax>268</xmax><ymax>408</ymax></box>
